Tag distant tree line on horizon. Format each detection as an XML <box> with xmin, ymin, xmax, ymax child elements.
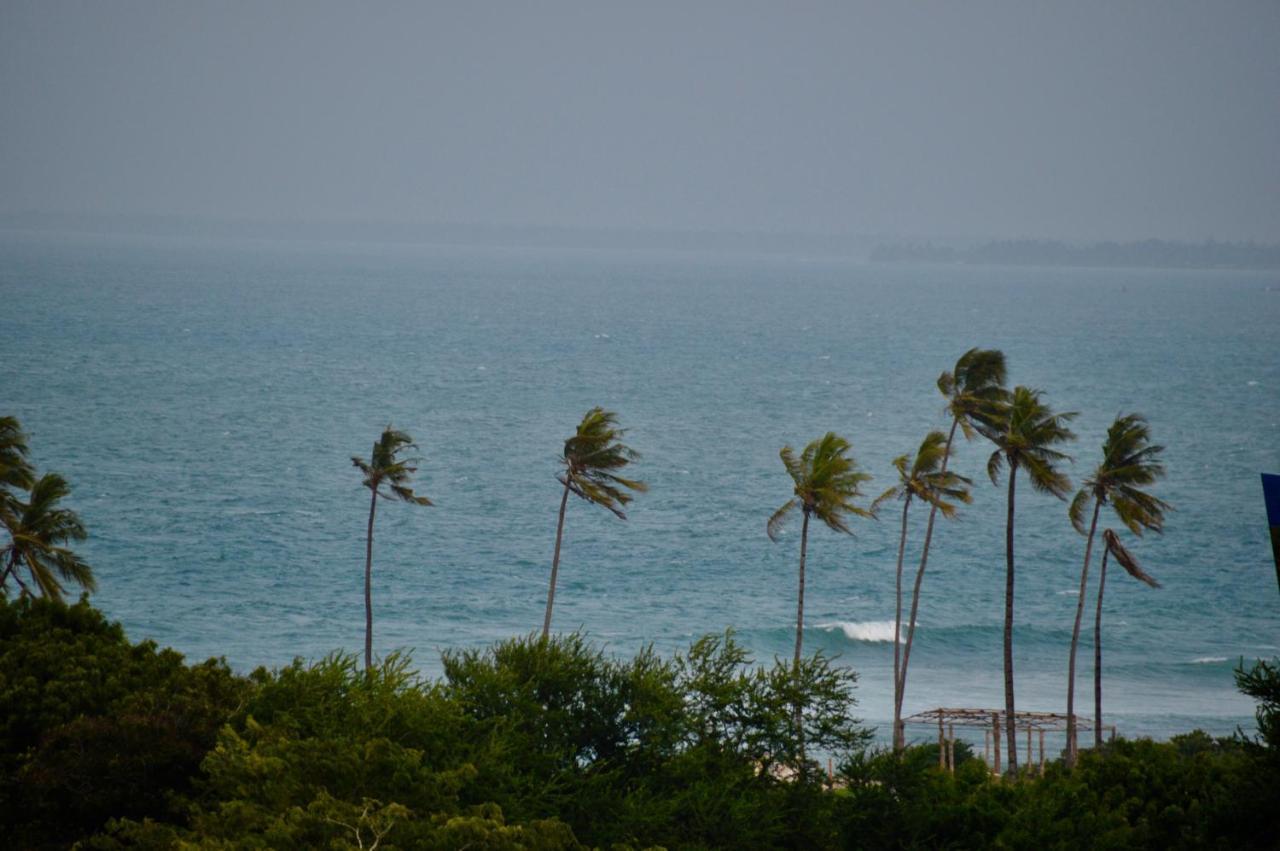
<box><xmin>869</xmin><ymin>237</ymin><xmax>1280</xmax><ymax>269</ymax></box>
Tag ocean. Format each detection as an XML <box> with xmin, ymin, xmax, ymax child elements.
<box><xmin>2</xmin><ymin>229</ymin><xmax>1278</xmax><ymax>751</ymax></box>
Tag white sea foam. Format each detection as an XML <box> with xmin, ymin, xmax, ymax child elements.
<box><xmin>817</xmin><ymin>620</ymin><xmax>901</xmax><ymax>643</ymax></box>
<box><xmin>1191</xmin><ymin>656</ymin><xmax>1228</xmax><ymax>664</ymax></box>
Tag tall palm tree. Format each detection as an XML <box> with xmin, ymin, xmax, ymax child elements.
<box><xmin>1</xmin><ymin>472</ymin><xmax>93</xmax><ymax>600</ymax></box>
<box><xmin>1094</xmin><ymin>528</ymin><xmax>1160</xmax><ymax>747</ymax></box>
<box><xmin>352</xmin><ymin>426</ymin><xmax>432</xmax><ymax>672</ymax></box>
<box><xmin>542</xmin><ymin>408</ymin><xmax>646</xmax><ymax>640</ymax></box>
<box><xmin>983</xmin><ymin>386</ymin><xmax>1076</xmax><ymax>773</ymax></box>
<box><xmin>0</xmin><ymin>416</ymin><xmax>35</xmax><ymax>525</ymax></box>
<box><xmin>894</xmin><ymin>349</ymin><xmax>1006</xmax><ymax>748</ymax></box>
<box><xmin>1064</xmin><ymin>413</ymin><xmax>1169</xmax><ymax>764</ymax></box>
<box><xmin>768</xmin><ymin>432</ymin><xmax>876</xmax><ymax>670</ymax></box>
<box><xmin>876</xmin><ymin>431</ymin><xmax>972</xmax><ymax>750</ymax></box>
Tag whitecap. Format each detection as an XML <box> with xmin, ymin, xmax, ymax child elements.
<box><xmin>1247</xmin><ymin>380</ymin><xmax>1259</xmax><ymax>386</ymax></box>
<box><xmin>1190</xmin><ymin>656</ymin><xmax>1228</xmax><ymax>664</ymax></box>
<box><xmin>816</xmin><ymin>620</ymin><xmax>901</xmax><ymax>643</ymax></box>
<box><xmin>1057</xmin><ymin>589</ymin><xmax>1079</xmax><ymax>596</ymax></box>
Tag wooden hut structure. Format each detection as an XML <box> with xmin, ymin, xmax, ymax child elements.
<box><xmin>902</xmin><ymin>708</ymin><xmax>1117</xmax><ymax>775</ymax></box>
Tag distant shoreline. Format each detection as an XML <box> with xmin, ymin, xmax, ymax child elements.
<box><xmin>869</xmin><ymin>238</ymin><xmax>1280</xmax><ymax>271</ymax></box>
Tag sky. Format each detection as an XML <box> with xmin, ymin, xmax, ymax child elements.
<box><xmin>2</xmin><ymin>1</ymin><xmax>1278</xmax><ymax>242</ymax></box>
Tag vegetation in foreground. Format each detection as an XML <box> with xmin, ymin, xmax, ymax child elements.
<box><xmin>3</xmin><ymin>596</ymin><xmax>1278</xmax><ymax>850</ymax></box>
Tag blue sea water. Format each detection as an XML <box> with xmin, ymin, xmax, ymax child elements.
<box><xmin>2</xmin><ymin>229</ymin><xmax>1278</xmax><ymax>751</ymax></box>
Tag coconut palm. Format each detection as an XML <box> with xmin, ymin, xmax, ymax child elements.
<box><xmin>983</xmin><ymin>386</ymin><xmax>1076</xmax><ymax>773</ymax></box>
<box><xmin>892</xmin><ymin>349</ymin><xmax>1006</xmax><ymax>748</ymax></box>
<box><xmin>0</xmin><ymin>416</ymin><xmax>35</xmax><ymax>525</ymax></box>
<box><xmin>768</xmin><ymin>432</ymin><xmax>876</xmax><ymax>669</ymax></box>
<box><xmin>876</xmin><ymin>431</ymin><xmax>973</xmax><ymax>750</ymax></box>
<box><xmin>1</xmin><ymin>472</ymin><xmax>93</xmax><ymax>600</ymax></box>
<box><xmin>1094</xmin><ymin>528</ymin><xmax>1160</xmax><ymax>747</ymax></box>
<box><xmin>1064</xmin><ymin>413</ymin><xmax>1170</xmax><ymax>764</ymax></box>
<box><xmin>352</xmin><ymin>426</ymin><xmax>432</xmax><ymax>672</ymax></box>
<box><xmin>542</xmin><ymin>408</ymin><xmax>646</xmax><ymax>640</ymax></box>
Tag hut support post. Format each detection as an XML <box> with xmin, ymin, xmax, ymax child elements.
<box><xmin>1026</xmin><ymin>727</ymin><xmax>1032</xmax><ymax>768</ymax></box>
<box><xmin>992</xmin><ymin>712</ymin><xmax>1001</xmax><ymax>775</ymax></box>
<box><xmin>938</xmin><ymin>718</ymin><xmax>945</xmax><ymax>769</ymax></box>
<box><xmin>1039</xmin><ymin>730</ymin><xmax>1046</xmax><ymax>773</ymax></box>
<box><xmin>947</xmin><ymin>724</ymin><xmax>955</xmax><ymax>773</ymax></box>
<box><xmin>984</xmin><ymin>728</ymin><xmax>990</xmax><ymax>768</ymax></box>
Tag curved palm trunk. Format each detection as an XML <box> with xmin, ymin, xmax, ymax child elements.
<box><xmin>891</xmin><ymin>496</ymin><xmax>911</xmax><ymax>750</ymax></box>
<box><xmin>364</xmin><ymin>488</ymin><xmax>378</xmax><ymax>673</ymax></box>
<box><xmin>1003</xmin><ymin>461</ymin><xmax>1019</xmax><ymax>773</ymax></box>
<box><xmin>541</xmin><ymin>479</ymin><xmax>572</xmax><ymax>640</ymax></box>
<box><xmin>897</xmin><ymin>418</ymin><xmax>960</xmax><ymax>750</ymax></box>
<box><xmin>1094</xmin><ymin>545</ymin><xmax>1110</xmax><ymax>748</ymax></box>
<box><xmin>1065</xmin><ymin>499</ymin><xmax>1102</xmax><ymax>766</ymax></box>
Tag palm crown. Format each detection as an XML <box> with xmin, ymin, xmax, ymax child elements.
<box><xmin>560</xmin><ymin>407</ymin><xmax>646</xmax><ymax>519</ymax></box>
<box><xmin>877</xmin><ymin>431</ymin><xmax>973</xmax><ymax>518</ymax></box>
<box><xmin>1070</xmin><ymin>413</ymin><xmax>1170</xmax><ymax>536</ymax></box>
<box><xmin>984</xmin><ymin>386</ymin><xmax>1078</xmax><ymax>498</ymax></box>
<box><xmin>938</xmin><ymin>348</ymin><xmax>1009</xmax><ymax>439</ymax></box>
<box><xmin>768</xmin><ymin>432</ymin><xmax>874</xmax><ymax>540</ymax></box>
<box><xmin>0</xmin><ymin>416</ymin><xmax>35</xmax><ymax>523</ymax></box>
<box><xmin>2</xmin><ymin>472</ymin><xmax>93</xmax><ymax>600</ymax></box>
<box><xmin>352</xmin><ymin>427</ymin><xmax>433</xmax><ymax>506</ymax></box>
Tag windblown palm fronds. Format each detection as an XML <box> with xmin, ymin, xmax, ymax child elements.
<box><xmin>1065</xmin><ymin>413</ymin><xmax>1169</xmax><ymax>763</ymax></box>
<box><xmin>352</xmin><ymin>425</ymin><xmax>432</xmax><ymax>672</ymax></box>
<box><xmin>984</xmin><ymin>385</ymin><xmax>1077</xmax><ymax>772</ymax></box>
<box><xmin>879</xmin><ymin>430</ymin><xmax>973</xmax><ymax>750</ymax></box>
<box><xmin>542</xmin><ymin>408</ymin><xmax>646</xmax><ymax>639</ymax></box>
<box><xmin>1</xmin><ymin>472</ymin><xmax>93</xmax><ymax>600</ymax></box>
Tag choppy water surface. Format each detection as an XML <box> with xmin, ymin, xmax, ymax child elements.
<box><xmin>2</xmin><ymin>230</ymin><xmax>1278</xmax><ymax>748</ymax></box>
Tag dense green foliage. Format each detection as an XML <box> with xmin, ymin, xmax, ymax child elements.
<box><xmin>0</xmin><ymin>596</ymin><xmax>247</xmax><ymax>849</ymax></box>
<box><xmin>4</xmin><ymin>597</ymin><xmax>1279</xmax><ymax>849</ymax></box>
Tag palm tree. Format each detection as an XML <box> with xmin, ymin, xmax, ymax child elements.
<box><xmin>0</xmin><ymin>416</ymin><xmax>35</xmax><ymax>525</ymax></box>
<box><xmin>1064</xmin><ymin>414</ymin><xmax>1169</xmax><ymax>764</ymax></box>
<box><xmin>876</xmin><ymin>431</ymin><xmax>972</xmax><ymax>750</ymax></box>
<box><xmin>1094</xmin><ymin>528</ymin><xmax>1160</xmax><ymax>747</ymax></box>
<box><xmin>768</xmin><ymin>432</ymin><xmax>876</xmax><ymax>670</ymax></box>
<box><xmin>1</xmin><ymin>472</ymin><xmax>93</xmax><ymax>600</ymax></box>
<box><xmin>983</xmin><ymin>386</ymin><xmax>1076</xmax><ymax>773</ymax></box>
<box><xmin>893</xmin><ymin>349</ymin><xmax>1006</xmax><ymax>748</ymax></box>
<box><xmin>352</xmin><ymin>426</ymin><xmax>432</xmax><ymax>672</ymax></box>
<box><xmin>542</xmin><ymin>408</ymin><xmax>646</xmax><ymax>640</ymax></box>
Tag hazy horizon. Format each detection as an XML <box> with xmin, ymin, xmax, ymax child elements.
<box><xmin>3</xmin><ymin>2</ymin><xmax>1278</xmax><ymax>244</ymax></box>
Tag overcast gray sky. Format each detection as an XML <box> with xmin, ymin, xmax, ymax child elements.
<box><xmin>2</xmin><ymin>1</ymin><xmax>1278</xmax><ymax>242</ymax></box>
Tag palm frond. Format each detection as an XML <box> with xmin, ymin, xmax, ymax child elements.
<box><xmin>561</xmin><ymin>408</ymin><xmax>645</xmax><ymax>520</ymax></box>
<box><xmin>940</xmin><ymin>348</ymin><xmax>1009</xmax><ymax>440</ymax></box>
<box><xmin>772</xmin><ymin>432</ymin><xmax>875</xmax><ymax>538</ymax></box>
<box><xmin>767</xmin><ymin>498</ymin><xmax>798</xmax><ymax>542</ymax></box>
<box><xmin>1103</xmin><ymin>529</ymin><xmax>1160</xmax><ymax>588</ymax></box>
<box><xmin>1080</xmin><ymin>413</ymin><xmax>1171</xmax><ymax>536</ymax></box>
<box><xmin>353</xmin><ymin>425</ymin><xmax>433</xmax><ymax>507</ymax></box>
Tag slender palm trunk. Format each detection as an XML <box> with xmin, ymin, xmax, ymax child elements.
<box><xmin>364</xmin><ymin>488</ymin><xmax>378</xmax><ymax>673</ymax></box>
<box><xmin>891</xmin><ymin>496</ymin><xmax>911</xmax><ymax>750</ymax></box>
<box><xmin>897</xmin><ymin>418</ymin><xmax>960</xmax><ymax>750</ymax></box>
<box><xmin>1003</xmin><ymin>460</ymin><xmax>1019</xmax><ymax>773</ymax></box>
<box><xmin>1066</xmin><ymin>498</ymin><xmax>1102</xmax><ymax>766</ymax></box>
<box><xmin>541</xmin><ymin>479</ymin><xmax>572</xmax><ymax>640</ymax></box>
<box><xmin>794</xmin><ymin>509</ymin><xmax>811</xmax><ymax>767</ymax></box>
<box><xmin>1094</xmin><ymin>546</ymin><xmax>1110</xmax><ymax>748</ymax></box>
<box><xmin>795</xmin><ymin>510</ymin><xmax>811</xmax><ymax>669</ymax></box>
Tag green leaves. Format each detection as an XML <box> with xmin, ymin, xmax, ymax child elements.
<box><xmin>878</xmin><ymin>430</ymin><xmax>973</xmax><ymax>520</ymax></box>
<box><xmin>983</xmin><ymin>386</ymin><xmax>1077</xmax><ymax>499</ymax></box>
<box><xmin>769</xmin><ymin>432</ymin><xmax>875</xmax><ymax>541</ymax></box>
<box><xmin>560</xmin><ymin>407</ymin><xmax>646</xmax><ymax>520</ymax></box>
<box><xmin>1071</xmin><ymin>413</ymin><xmax>1171</xmax><ymax>536</ymax></box>
<box><xmin>1</xmin><ymin>417</ymin><xmax>94</xmax><ymax>602</ymax></box>
<box><xmin>938</xmin><ymin>348</ymin><xmax>1009</xmax><ymax>439</ymax></box>
<box><xmin>352</xmin><ymin>425</ymin><xmax>433</xmax><ymax>506</ymax></box>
